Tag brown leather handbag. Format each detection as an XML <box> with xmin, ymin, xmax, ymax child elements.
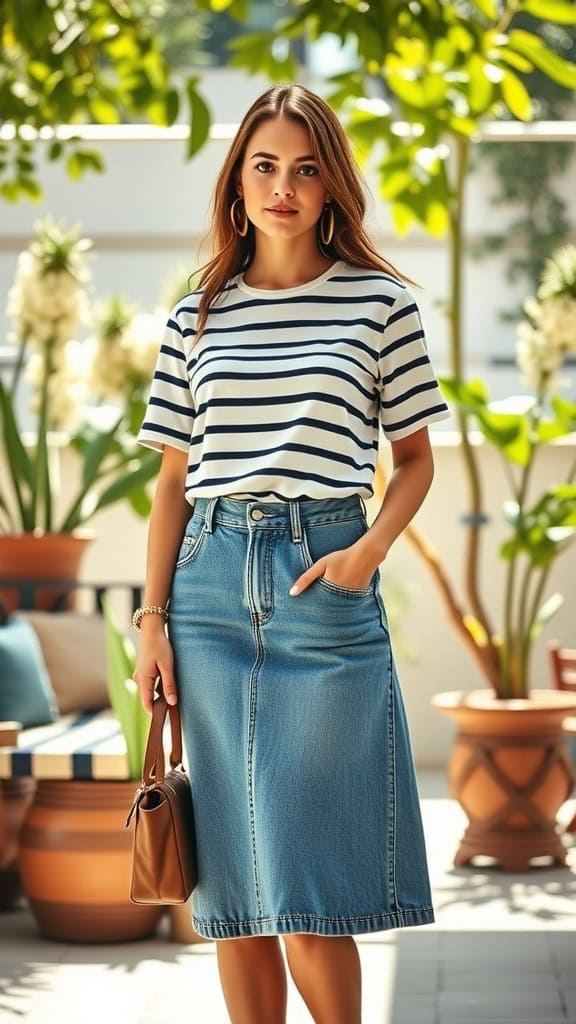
<box><xmin>126</xmin><ymin>687</ymin><xmax>196</xmax><ymax>904</ymax></box>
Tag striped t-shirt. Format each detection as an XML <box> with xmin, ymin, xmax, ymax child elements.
<box><xmin>137</xmin><ymin>260</ymin><xmax>450</xmax><ymax>501</ymax></box>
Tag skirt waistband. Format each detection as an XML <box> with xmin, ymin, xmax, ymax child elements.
<box><xmin>192</xmin><ymin>495</ymin><xmax>366</xmax><ymax>539</ymax></box>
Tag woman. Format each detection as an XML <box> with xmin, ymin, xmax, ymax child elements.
<box><xmin>133</xmin><ymin>84</ymin><xmax>449</xmax><ymax>1024</ymax></box>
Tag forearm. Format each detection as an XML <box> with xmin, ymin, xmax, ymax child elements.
<box><xmin>355</xmin><ymin>445</ymin><xmax>434</xmax><ymax>572</ymax></box>
<box><xmin>143</xmin><ymin>467</ymin><xmax>191</xmax><ymax>610</ymax></box>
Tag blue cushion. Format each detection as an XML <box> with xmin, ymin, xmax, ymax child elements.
<box><xmin>0</xmin><ymin>617</ymin><xmax>58</xmax><ymax>728</ymax></box>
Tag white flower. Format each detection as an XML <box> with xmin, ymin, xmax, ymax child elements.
<box><xmin>25</xmin><ymin>339</ymin><xmax>90</xmax><ymax>431</ymax></box>
<box><xmin>88</xmin><ymin>308</ymin><xmax>165</xmax><ymax>401</ymax></box>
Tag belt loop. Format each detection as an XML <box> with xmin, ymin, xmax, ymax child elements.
<box><xmin>204</xmin><ymin>497</ymin><xmax>218</xmax><ymax>534</ymax></box>
<box><xmin>289</xmin><ymin>501</ymin><xmax>303</xmax><ymax>544</ymax></box>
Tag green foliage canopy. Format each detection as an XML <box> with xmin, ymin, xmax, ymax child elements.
<box><xmin>203</xmin><ymin>0</ymin><xmax>576</xmax><ymax>237</ymax></box>
<box><xmin>0</xmin><ymin>0</ymin><xmax>211</xmax><ymax>201</ymax></box>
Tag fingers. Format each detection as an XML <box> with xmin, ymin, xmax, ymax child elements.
<box><xmin>159</xmin><ymin>664</ymin><xmax>178</xmax><ymax>707</ymax></box>
<box><xmin>289</xmin><ymin>559</ymin><xmax>326</xmax><ymax>596</ymax></box>
<box><xmin>132</xmin><ymin>670</ymin><xmax>157</xmax><ymax>714</ymax></box>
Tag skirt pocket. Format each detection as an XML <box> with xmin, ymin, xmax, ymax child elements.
<box><xmin>175</xmin><ymin>519</ymin><xmax>208</xmax><ymax>569</ymax></box>
<box><xmin>300</xmin><ymin>516</ymin><xmax>374</xmax><ymax>599</ymax></box>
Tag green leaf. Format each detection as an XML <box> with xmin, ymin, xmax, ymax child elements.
<box><xmin>468</xmin><ymin>55</ymin><xmax>494</xmax><ymax>113</ymax></box>
<box><xmin>501</xmin><ymin>69</ymin><xmax>533</xmax><ymax>121</ymax></box>
<box><xmin>185</xmin><ymin>78</ymin><xmax>211</xmax><ymax>158</ymax></box>
<box><xmin>470</xmin><ymin>0</ymin><xmax>498</xmax><ymax>17</ymax></box>
<box><xmin>551</xmin><ymin>396</ymin><xmax>576</xmax><ymax>431</ymax></box>
<box><xmin>0</xmin><ymin>378</ymin><xmax>34</xmax><ymax>529</ymax></box>
<box><xmin>93</xmin><ymin>458</ymin><xmax>160</xmax><ymax>513</ymax></box>
<box><xmin>103</xmin><ymin>599</ymin><xmax>149</xmax><ymax>780</ymax></box>
<box><xmin>439</xmin><ymin>376</ymin><xmax>490</xmax><ymax>411</ymax></box>
<box><xmin>522</xmin><ymin>0</ymin><xmax>576</xmax><ymax>24</ymax></box>
<box><xmin>508</xmin><ymin>29</ymin><xmax>576</xmax><ymax>87</ymax></box>
<box><xmin>531</xmin><ymin>592</ymin><xmax>564</xmax><ymax>638</ymax></box>
<box><xmin>88</xmin><ymin>97</ymin><xmax>121</xmax><ymax>123</ymax></box>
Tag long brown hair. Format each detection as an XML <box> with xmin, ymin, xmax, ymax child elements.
<box><xmin>195</xmin><ymin>84</ymin><xmax>412</xmax><ymax>338</ymax></box>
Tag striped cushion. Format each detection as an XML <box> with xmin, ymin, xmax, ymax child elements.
<box><xmin>0</xmin><ymin>709</ymin><xmax>130</xmax><ymax>781</ymax></box>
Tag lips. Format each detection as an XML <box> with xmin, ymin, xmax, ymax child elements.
<box><xmin>267</xmin><ymin>206</ymin><xmax>297</xmax><ymax>213</ymax></box>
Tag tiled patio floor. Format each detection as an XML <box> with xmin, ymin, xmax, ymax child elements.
<box><xmin>1</xmin><ymin>773</ymin><xmax>575</xmax><ymax>1024</ymax></box>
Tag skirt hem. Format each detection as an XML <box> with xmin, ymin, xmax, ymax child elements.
<box><xmin>191</xmin><ymin>906</ymin><xmax>435</xmax><ymax>939</ymax></box>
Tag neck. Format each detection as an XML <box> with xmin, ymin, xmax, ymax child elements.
<box><xmin>243</xmin><ymin>234</ymin><xmax>335</xmax><ymax>289</ymax></box>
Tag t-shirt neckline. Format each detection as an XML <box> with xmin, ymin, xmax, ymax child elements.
<box><xmin>236</xmin><ymin>260</ymin><xmax>345</xmax><ymax>298</ymax></box>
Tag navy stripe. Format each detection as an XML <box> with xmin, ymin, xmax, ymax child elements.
<box><xmin>380</xmin><ymin>354</ymin><xmax>430</xmax><ymax>386</ymax></box>
<box><xmin>153</xmin><ymin>370</ymin><xmax>191</xmax><ymax>390</ymax></box>
<box><xmin>189</xmin><ymin>418</ymin><xmax>378</xmax><ymax>452</ymax></box>
<box><xmin>188</xmin><ymin>466</ymin><xmax>363</xmax><ymax>490</ymax></box>
<box><xmin>188</xmin><ymin>292</ymin><xmax>396</xmax><ymax>318</ymax></box>
<box><xmin>140</xmin><ymin>421</ymin><xmax>191</xmax><ymax>443</ymax></box>
<box><xmin>386</xmin><ymin>301</ymin><xmax>419</xmax><ymax>327</ymax></box>
<box><xmin>13</xmin><ymin>753</ymin><xmax>32</xmax><ymax>776</ymax></box>
<box><xmin>381</xmin><ymin>329</ymin><xmax>425</xmax><ymax>358</ymax></box>
<box><xmin>189</xmin><ymin>334</ymin><xmax>379</xmax><ymax>367</ymax></box>
<box><xmin>384</xmin><ymin>403</ymin><xmax>449</xmax><ymax>433</ymax></box>
<box><xmin>380</xmin><ymin>379</ymin><xmax>441</xmax><ymax>410</ymax></box>
<box><xmin>191</xmin><ymin>317</ymin><xmax>386</xmax><ymax>338</ymax></box>
<box><xmin>160</xmin><ymin>343</ymin><xmax>186</xmax><ymax>361</ymax></box>
<box><xmin>193</xmin><ymin>366</ymin><xmax>375</xmax><ymax>403</ymax></box>
<box><xmin>190</xmin><ymin>347</ymin><xmax>371</xmax><ymax>378</ymax></box>
<box><xmin>194</xmin><ymin>393</ymin><xmax>378</xmax><ymax>430</ymax></box>
<box><xmin>148</xmin><ymin>395</ymin><xmax>195</xmax><ymax>417</ymax></box>
<box><xmin>166</xmin><ymin>318</ymin><xmax>184</xmax><ymax>333</ymax></box>
<box><xmin>73</xmin><ymin>753</ymin><xmax>93</xmax><ymax>780</ymax></box>
<box><xmin>188</xmin><ymin>442</ymin><xmax>375</xmax><ymax>475</ymax></box>
<box><xmin>331</xmin><ymin>272</ymin><xmax>403</xmax><ymax>287</ymax></box>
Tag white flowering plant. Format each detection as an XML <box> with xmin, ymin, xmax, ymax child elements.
<box><xmin>440</xmin><ymin>245</ymin><xmax>576</xmax><ymax>699</ymax></box>
<box><xmin>0</xmin><ymin>219</ymin><xmax>161</xmax><ymax>534</ymax></box>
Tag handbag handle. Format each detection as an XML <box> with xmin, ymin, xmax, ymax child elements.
<box><xmin>142</xmin><ymin>682</ymin><xmax>184</xmax><ymax>786</ymax></box>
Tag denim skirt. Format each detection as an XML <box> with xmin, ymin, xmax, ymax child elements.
<box><xmin>168</xmin><ymin>494</ymin><xmax>434</xmax><ymax>940</ymax></box>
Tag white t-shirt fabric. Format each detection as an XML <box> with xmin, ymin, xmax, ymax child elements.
<box><xmin>137</xmin><ymin>260</ymin><xmax>450</xmax><ymax>502</ymax></box>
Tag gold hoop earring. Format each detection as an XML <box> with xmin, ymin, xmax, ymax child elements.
<box><xmin>320</xmin><ymin>204</ymin><xmax>335</xmax><ymax>246</ymax></box>
<box><xmin>230</xmin><ymin>197</ymin><xmax>248</xmax><ymax>237</ymax></box>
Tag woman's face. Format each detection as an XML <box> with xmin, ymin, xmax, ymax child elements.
<box><xmin>237</xmin><ymin>116</ymin><xmax>330</xmax><ymax>242</ymax></box>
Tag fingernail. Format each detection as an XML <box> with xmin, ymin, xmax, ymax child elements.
<box><xmin>289</xmin><ymin>585</ymin><xmax>299</xmax><ymax>596</ymax></box>
<box><xmin>167</xmin><ymin>693</ymin><xmax>177</xmax><ymax>705</ymax></box>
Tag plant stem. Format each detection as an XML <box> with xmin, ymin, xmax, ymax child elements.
<box><xmin>502</xmin><ymin>423</ymin><xmax>536</xmax><ymax>696</ymax></box>
<box><xmin>8</xmin><ymin>335</ymin><xmax>29</xmax><ymax>399</ymax></box>
<box><xmin>449</xmin><ymin>134</ymin><xmax>499</xmax><ymax>680</ymax></box>
<box><xmin>523</xmin><ymin>562</ymin><xmax>553</xmax><ymax>686</ymax></box>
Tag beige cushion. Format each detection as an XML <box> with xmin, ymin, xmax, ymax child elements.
<box><xmin>20</xmin><ymin>612</ymin><xmax>110</xmax><ymax>715</ymax></box>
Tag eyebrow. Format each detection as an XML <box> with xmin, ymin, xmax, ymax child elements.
<box><xmin>249</xmin><ymin>151</ymin><xmax>317</xmax><ymax>162</ymax></box>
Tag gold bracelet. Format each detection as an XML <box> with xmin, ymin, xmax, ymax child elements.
<box><xmin>132</xmin><ymin>605</ymin><xmax>169</xmax><ymax>631</ymax></box>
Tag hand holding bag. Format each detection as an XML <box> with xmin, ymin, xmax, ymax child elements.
<box><xmin>126</xmin><ymin>686</ymin><xmax>196</xmax><ymax>904</ymax></box>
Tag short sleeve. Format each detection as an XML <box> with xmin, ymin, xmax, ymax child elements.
<box><xmin>137</xmin><ymin>309</ymin><xmax>195</xmax><ymax>453</ymax></box>
<box><xmin>378</xmin><ymin>287</ymin><xmax>450</xmax><ymax>441</ymax></box>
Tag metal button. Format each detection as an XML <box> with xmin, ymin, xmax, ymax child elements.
<box><xmin>251</xmin><ymin>508</ymin><xmax>264</xmax><ymax>521</ymax></box>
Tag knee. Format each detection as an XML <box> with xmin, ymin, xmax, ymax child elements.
<box><xmin>283</xmin><ymin>933</ymin><xmax>335</xmax><ymax>955</ymax></box>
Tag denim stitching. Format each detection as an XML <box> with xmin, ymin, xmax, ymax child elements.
<box><xmin>245</xmin><ymin>523</ymin><xmax>264</xmax><ymax>918</ymax></box>
<box><xmin>174</xmin><ymin>525</ymin><xmax>207</xmax><ymax>569</ymax></box>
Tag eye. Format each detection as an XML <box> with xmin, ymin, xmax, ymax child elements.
<box><xmin>255</xmin><ymin>161</ymin><xmax>274</xmax><ymax>173</ymax></box>
<box><xmin>298</xmin><ymin>165</ymin><xmax>319</xmax><ymax>177</ymax></box>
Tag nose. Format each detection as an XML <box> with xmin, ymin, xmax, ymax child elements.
<box><xmin>274</xmin><ymin>174</ymin><xmax>295</xmax><ymax>198</ymax></box>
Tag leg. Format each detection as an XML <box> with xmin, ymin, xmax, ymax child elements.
<box><xmin>216</xmin><ymin>935</ymin><xmax>287</xmax><ymax>1024</ymax></box>
<box><xmin>283</xmin><ymin>934</ymin><xmax>362</xmax><ymax>1024</ymax></box>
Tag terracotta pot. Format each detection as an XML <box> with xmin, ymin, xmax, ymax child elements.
<box><xmin>0</xmin><ymin>778</ymin><xmax>36</xmax><ymax>909</ymax></box>
<box><xmin>18</xmin><ymin>780</ymin><xmax>163</xmax><ymax>942</ymax></box>
<box><xmin>0</xmin><ymin>532</ymin><xmax>93</xmax><ymax>611</ymax></box>
<box><xmin>433</xmin><ymin>689</ymin><xmax>576</xmax><ymax>871</ymax></box>
<box><xmin>168</xmin><ymin>900</ymin><xmax>211</xmax><ymax>944</ymax></box>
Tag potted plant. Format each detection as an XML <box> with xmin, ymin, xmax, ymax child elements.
<box><xmin>0</xmin><ymin>218</ymin><xmax>161</xmax><ymax>609</ymax></box>
<box><xmin>217</xmin><ymin>0</ymin><xmax>576</xmax><ymax>871</ymax></box>
<box><xmin>431</xmin><ymin>245</ymin><xmax>576</xmax><ymax>870</ymax></box>
<box><xmin>16</xmin><ymin>602</ymin><xmax>163</xmax><ymax>942</ymax></box>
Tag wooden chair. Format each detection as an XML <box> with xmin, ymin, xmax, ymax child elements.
<box><xmin>549</xmin><ymin>641</ymin><xmax>576</xmax><ymax>833</ymax></box>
